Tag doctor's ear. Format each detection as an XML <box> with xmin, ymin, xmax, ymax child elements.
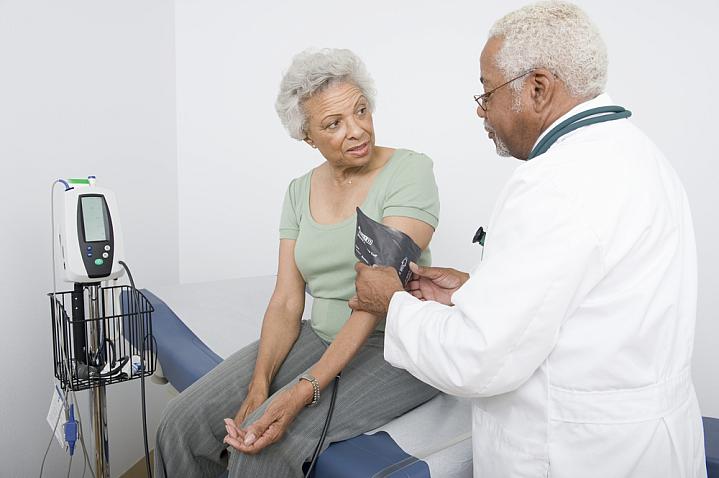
<box><xmin>529</xmin><ymin>69</ymin><xmax>556</xmax><ymax>113</ymax></box>
<box><xmin>304</xmin><ymin>137</ymin><xmax>318</xmax><ymax>149</ymax></box>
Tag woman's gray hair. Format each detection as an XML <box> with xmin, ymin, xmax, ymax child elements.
<box><xmin>489</xmin><ymin>1</ymin><xmax>608</xmax><ymax>100</ymax></box>
<box><xmin>275</xmin><ymin>48</ymin><xmax>376</xmax><ymax>140</ymax></box>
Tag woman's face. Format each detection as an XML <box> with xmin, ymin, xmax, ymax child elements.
<box><xmin>302</xmin><ymin>82</ymin><xmax>375</xmax><ymax>169</ymax></box>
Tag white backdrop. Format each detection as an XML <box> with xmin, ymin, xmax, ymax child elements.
<box><xmin>0</xmin><ymin>1</ymin><xmax>178</xmax><ymax>476</ymax></box>
<box><xmin>175</xmin><ymin>0</ymin><xmax>719</xmax><ymax>417</ymax></box>
<box><xmin>1</xmin><ymin>1</ymin><xmax>717</xmax><ymax>476</ymax></box>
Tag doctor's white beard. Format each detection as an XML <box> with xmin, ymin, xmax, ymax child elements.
<box><xmin>484</xmin><ymin>122</ymin><xmax>512</xmax><ymax>157</ymax></box>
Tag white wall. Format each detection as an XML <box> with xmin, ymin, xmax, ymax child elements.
<box><xmin>175</xmin><ymin>0</ymin><xmax>719</xmax><ymax>417</ymax></box>
<box><xmin>0</xmin><ymin>1</ymin><xmax>178</xmax><ymax>476</ymax></box>
<box><xmin>1</xmin><ymin>2</ymin><xmax>716</xmax><ymax>476</ymax></box>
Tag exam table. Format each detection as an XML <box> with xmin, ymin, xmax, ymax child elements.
<box><xmin>142</xmin><ymin>276</ymin><xmax>473</xmax><ymax>478</ymax></box>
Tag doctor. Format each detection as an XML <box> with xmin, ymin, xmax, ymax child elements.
<box><xmin>350</xmin><ymin>2</ymin><xmax>707</xmax><ymax>477</ymax></box>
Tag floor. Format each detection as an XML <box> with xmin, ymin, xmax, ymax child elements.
<box><xmin>120</xmin><ymin>450</ymin><xmax>153</xmax><ymax>478</ymax></box>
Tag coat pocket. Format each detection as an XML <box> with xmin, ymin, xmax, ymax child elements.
<box><xmin>473</xmin><ymin>406</ymin><xmax>549</xmax><ymax>477</ymax></box>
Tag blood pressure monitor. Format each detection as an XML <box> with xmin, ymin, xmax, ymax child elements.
<box><xmin>58</xmin><ymin>178</ymin><xmax>125</xmax><ymax>283</ymax></box>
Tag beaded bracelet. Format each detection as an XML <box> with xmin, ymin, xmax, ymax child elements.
<box><xmin>299</xmin><ymin>372</ymin><xmax>320</xmax><ymax>407</ymax></box>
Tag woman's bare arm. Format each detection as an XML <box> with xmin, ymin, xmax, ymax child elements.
<box><xmin>248</xmin><ymin>239</ymin><xmax>307</xmax><ymax>394</ymax></box>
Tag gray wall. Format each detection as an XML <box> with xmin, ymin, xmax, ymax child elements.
<box><xmin>0</xmin><ymin>1</ymin><xmax>178</xmax><ymax>475</ymax></box>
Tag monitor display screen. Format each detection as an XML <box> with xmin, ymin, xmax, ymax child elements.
<box><xmin>81</xmin><ymin>196</ymin><xmax>108</xmax><ymax>242</ymax></box>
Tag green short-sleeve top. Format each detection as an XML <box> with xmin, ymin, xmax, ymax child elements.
<box><xmin>279</xmin><ymin>149</ymin><xmax>440</xmax><ymax>342</ymax></box>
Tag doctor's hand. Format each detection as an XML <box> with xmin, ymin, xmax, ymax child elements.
<box><xmin>349</xmin><ymin>262</ymin><xmax>404</xmax><ymax>316</ymax></box>
<box><xmin>407</xmin><ymin>262</ymin><xmax>469</xmax><ymax>306</ymax></box>
<box><xmin>223</xmin><ymin>383</ymin><xmax>308</xmax><ymax>454</ymax></box>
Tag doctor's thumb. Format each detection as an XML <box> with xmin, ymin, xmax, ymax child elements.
<box><xmin>409</xmin><ymin>262</ymin><xmax>439</xmax><ymax>279</ymax></box>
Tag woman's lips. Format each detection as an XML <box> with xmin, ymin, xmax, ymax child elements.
<box><xmin>347</xmin><ymin>142</ymin><xmax>369</xmax><ymax>156</ymax></box>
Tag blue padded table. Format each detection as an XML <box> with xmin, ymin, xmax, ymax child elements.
<box><xmin>312</xmin><ymin>432</ymin><xmax>429</xmax><ymax>477</ymax></box>
<box><xmin>706</xmin><ymin>417</ymin><xmax>719</xmax><ymax>478</ymax></box>
<box><xmin>141</xmin><ymin>279</ymin><xmax>473</xmax><ymax>478</ymax></box>
<box><xmin>141</xmin><ymin>289</ymin><xmax>223</xmax><ymax>393</ymax></box>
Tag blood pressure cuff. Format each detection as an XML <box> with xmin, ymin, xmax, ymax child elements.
<box><xmin>354</xmin><ymin>208</ymin><xmax>421</xmax><ymax>287</ymax></box>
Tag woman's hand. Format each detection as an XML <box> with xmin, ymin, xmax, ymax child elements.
<box><xmin>224</xmin><ymin>382</ymin><xmax>311</xmax><ymax>454</ymax></box>
<box><xmin>233</xmin><ymin>383</ymin><xmax>269</xmax><ymax>428</ymax></box>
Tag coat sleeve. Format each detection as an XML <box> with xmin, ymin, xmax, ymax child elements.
<box><xmin>383</xmin><ymin>175</ymin><xmax>605</xmax><ymax>397</ymax></box>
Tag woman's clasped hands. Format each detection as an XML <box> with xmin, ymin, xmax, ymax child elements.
<box><xmin>223</xmin><ymin>381</ymin><xmax>312</xmax><ymax>454</ymax></box>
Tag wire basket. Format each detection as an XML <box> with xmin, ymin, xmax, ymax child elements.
<box><xmin>49</xmin><ymin>285</ymin><xmax>156</xmax><ymax>392</ymax></box>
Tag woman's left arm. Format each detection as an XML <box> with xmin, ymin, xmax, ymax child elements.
<box><xmin>232</xmin><ymin>217</ymin><xmax>433</xmax><ymax>454</ymax></box>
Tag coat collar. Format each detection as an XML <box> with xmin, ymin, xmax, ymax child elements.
<box><xmin>530</xmin><ymin>93</ymin><xmax>615</xmax><ymax>153</ymax></box>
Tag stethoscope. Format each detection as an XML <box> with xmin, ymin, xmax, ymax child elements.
<box><xmin>473</xmin><ymin>105</ymin><xmax>632</xmax><ymax>247</ymax></box>
<box><xmin>528</xmin><ymin>105</ymin><xmax>632</xmax><ymax>159</ymax></box>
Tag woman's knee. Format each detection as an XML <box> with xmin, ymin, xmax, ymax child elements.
<box><xmin>227</xmin><ymin>440</ymin><xmax>301</xmax><ymax>478</ymax></box>
<box><xmin>156</xmin><ymin>391</ymin><xmax>207</xmax><ymax>446</ymax></box>
<box><xmin>160</xmin><ymin>393</ymin><xmax>190</xmax><ymax>425</ymax></box>
<box><xmin>156</xmin><ymin>395</ymin><xmax>184</xmax><ymax>447</ymax></box>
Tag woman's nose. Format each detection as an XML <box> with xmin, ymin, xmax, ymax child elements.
<box><xmin>345</xmin><ymin>118</ymin><xmax>363</xmax><ymax>140</ymax></box>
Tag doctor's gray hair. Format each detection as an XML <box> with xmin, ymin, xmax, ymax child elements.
<box><xmin>275</xmin><ymin>48</ymin><xmax>376</xmax><ymax>140</ymax></box>
<box><xmin>489</xmin><ymin>1</ymin><xmax>608</xmax><ymax>99</ymax></box>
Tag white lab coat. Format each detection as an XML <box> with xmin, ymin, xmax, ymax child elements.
<box><xmin>384</xmin><ymin>94</ymin><xmax>707</xmax><ymax>477</ymax></box>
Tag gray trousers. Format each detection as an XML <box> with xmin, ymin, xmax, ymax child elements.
<box><xmin>155</xmin><ymin>321</ymin><xmax>439</xmax><ymax>478</ymax></box>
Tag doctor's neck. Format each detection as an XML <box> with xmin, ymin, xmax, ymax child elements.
<box><xmin>534</xmin><ymin>83</ymin><xmax>596</xmax><ymax>139</ymax></box>
<box><xmin>521</xmin><ymin>82</ymin><xmax>599</xmax><ymax>160</ymax></box>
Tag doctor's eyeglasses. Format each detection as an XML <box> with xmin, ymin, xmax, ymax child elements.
<box><xmin>474</xmin><ymin>69</ymin><xmax>536</xmax><ymax>111</ymax></box>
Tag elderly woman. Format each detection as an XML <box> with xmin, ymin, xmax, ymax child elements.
<box><xmin>155</xmin><ymin>48</ymin><xmax>440</xmax><ymax>478</ymax></box>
